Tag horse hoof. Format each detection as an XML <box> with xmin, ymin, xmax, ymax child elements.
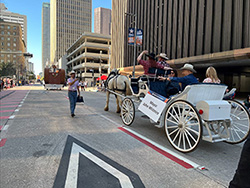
<box><xmin>104</xmin><ymin>107</ymin><xmax>109</xmax><ymax>111</ymax></box>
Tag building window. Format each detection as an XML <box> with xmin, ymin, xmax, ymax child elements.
<box><xmin>13</xmin><ymin>60</ymin><xmax>16</xmax><ymax>63</ymax></box>
<box><xmin>7</xmin><ymin>60</ymin><xmax>10</xmax><ymax>63</ymax></box>
<box><xmin>7</xmin><ymin>43</ymin><xmax>10</xmax><ymax>46</ymax></box>
<box><xmin>7</xmin><ymin>26</ymin><xmax>10</xmax><ymax>29</ymax></box>
<box><xmin>13</xmin><ymin>43</ymin><xmax>16</xmax><ymax>47</ymax></box>
<box><xmin>7</xmin><ymin>54</ymin><xmax>10</xmax><ymax>58</ymax></box>
<box><xmin>1</xmin><ymin>42</ymin><xmax>3</xmax><ymax>46</ymax></box>
<box><xmin>13</xmin><ymin>26</ymin><xmax>16</xmax><ymax>30</ymax></box>
<box><xmin>1</xmin><ymin>37</ymin><xmax>3</xmax><ymax>40</ymax></box>
<box><xmin>1</xmin><ymin>31</ymin><xmax>4</xmax><ymax>35</ymax></box>
<box><xmin>13</xmin><ymin>38</ymin><xmax>17</xmax><ymax>42</ymax></box>
<box><xmin>13</xmin><ymin>55</ymin><xmax>16</xmax><ymax>58</ymax></box>
<box><xmin>0</xmin><ymin>25</ymin><xmax>4</xmax><ymax>29</ymax></box>
<box><xmin>7</xmin><ymin>32</ymin><xmax>10</xmax><ymax>35</ymax></box>
<box><xmin>1</xmin><ymin>60</ymin><xmax>4</xmax><ymax>63</ymax></box>
<box><xmin>13</xmin><ymin>32</ymin><xmax>16</xmax><ymax>35</ymax></box>
<box><xmin>7</xmin><ymin>37</ymin><xmax>10</xmax><ymax>41</ymax></box>
<box><xmin>1</xmin><ymin>54</ymin><xmax>4</xmax><ymax>57</ymax></box>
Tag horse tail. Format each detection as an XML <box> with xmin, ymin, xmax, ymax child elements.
<box><xmin>124</xmin><ymin>78</ymin><xmax>132</xmax><ymax>96</ymax></box>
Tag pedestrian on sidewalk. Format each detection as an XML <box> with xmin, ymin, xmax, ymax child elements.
<box><xmin>67</xmin><ymin>71</ymin><xmax>80</xmax><ymax>117</ymax></box>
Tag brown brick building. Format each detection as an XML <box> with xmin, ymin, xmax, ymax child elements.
<box><xmin>0</xmin><ymin>20</ymin><xmax>26</xmax><ymax>77</ymax></box>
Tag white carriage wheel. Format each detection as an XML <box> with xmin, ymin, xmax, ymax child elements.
<box><xmin>165</xmin><ymin>100</ymin><xmax>202</xmax><ymax>153</ymax></box>
<box><xmin>121</xmin><ymin>98</ymin><xmax>135</xmax><ymax>126</ymax></box>
<box><xmin>225</xmin><ymin>100</ymin><xmax>250</xmax><ymax>144</ymax></box>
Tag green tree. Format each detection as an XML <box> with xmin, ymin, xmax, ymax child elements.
<box><xmin>0</xmin><ymin>62</ymin><xmax>16</xmax><ymax>77</ymax></box>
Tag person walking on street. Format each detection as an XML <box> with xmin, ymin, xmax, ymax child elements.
<box><xmin>67</xmin><ymin>71</ymin><xmax>80</xmax><ymax>117</ymax></box>
<box><xmin>203</xmin><ymin>66</ymin><xmax>221</xmax><ymax>84</ymax></box>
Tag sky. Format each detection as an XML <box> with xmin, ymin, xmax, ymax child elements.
<box><xmin>1</xmin><ymin>0</ymin><xmax>112</xmax><ymax>75</ymax></box>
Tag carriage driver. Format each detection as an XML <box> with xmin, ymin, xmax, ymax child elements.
<box><xmin>159</xmin><ymin>63</ymin><xmax>198</xmax><ymax>91</ymax></box>
<box><xmin>137</xmin><ymin>50</ymin><xmax>170</xmax><ymax>75</ymax></box>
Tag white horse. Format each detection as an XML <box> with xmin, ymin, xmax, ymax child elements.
<box><xmin>104</xmin><ymin>69</ymin><xmax>132</xmax><ymax>113</ymax></box>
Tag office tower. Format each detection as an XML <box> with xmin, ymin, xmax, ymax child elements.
<box><xmin>94</xmin><ymin>7</ymin><xmax>111</xmax><ymax>35</ymax></box>
<box><xmin>50</xmin><ymin>0</ymin><xmax>92</xmax><ymax>64</ymax></box>
<box><xmin>42</xmin><ymin>2</ymin><xmax>50</xmax><ymax>74</ymax></box>
<box><xmin>0</xmin><ymin>3</ymin><xmax>27</xmax><ymax>50</ymax></box>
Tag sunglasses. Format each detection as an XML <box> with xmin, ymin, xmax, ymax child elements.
<box><xmin>170</xmin><ymin>72</ymin><xmax>175</xmax><ymax>74</ymax></box>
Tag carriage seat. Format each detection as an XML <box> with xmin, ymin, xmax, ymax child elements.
<box><xmin>175</xmin><ymin>83</ymin><xmax>228</xmax><ymax>105</ymax></box>
<box><xmin>148</xmin><ymin>67</ymin><xmax>171</xmax><ymax>77</ymax></box>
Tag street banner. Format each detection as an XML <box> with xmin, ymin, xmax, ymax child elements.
<box><xmin>128</xmin><ymin>28</ymin><xmax>135</xmax><ymax>45</ymax></box>
<box><xmin>136</xmin><ymin>29</ymin><xmax>143</xmax><ymax>45</ymax></box>
<box><xmin>138</xmin><ymin>92</ymin><xmax>167</xmax><ymax>122</ymax></box>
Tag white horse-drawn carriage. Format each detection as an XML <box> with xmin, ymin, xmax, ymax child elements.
<box><xmin>105</xmin><ymin>69</ymin><xmax>250</xmax><ymax>153</ymax></box>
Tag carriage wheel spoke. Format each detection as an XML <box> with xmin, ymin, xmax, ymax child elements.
<box><xmin>186</xmin><ymin>127</ymin><xmax>199</xmax><ymax>136</ymax></box>
<box><xmin>183</xmin><ymin>108</ymin><xmax>191</xmax><ymax>121</ymax></box>
<box><xmin>232</xmin><ymin>125</ymin><xmax>247</xmax><ymax>136</ymax></box>
<box><xmin>232</xmin><ymin>126</ymin><xmax>243</xmax><ymax>140</ymax></box>
<box><xmin>185</xmin><ymin>115</ymin><xmax>196</xmax><ymax>124</ymax></box>
<box><xmin>172</xmin><ymin>107</ymin><xmax>180</xmax><ymax>121</ymax></box>
<box><xmin>167</xmin><ymin>119</ymin><xmax>178</xmax><ymax>125</ymax></box>
<box><xmin>182</xmin><ymin>133</ymin><xmax>186</xmax><ymax>150</ymax></box>
<box><xmin>184</xmin><ymin>131</ymin><xmax>192</xmax><ymax>149</ymax></box>
<box><xmin>186</xmin><ymin>122</ymin><xmax>199</xmax><ymax>127</ymax></box>
<box><xmin>232</xmin><ymin>105</ymin><xmax>239</xmax><ymax>114</ymax></box>
<box><xmin>172</xmin><ymin>129</ymin><xmax>180</xmax><ymax>143</ymax></box>
<box><xmin>178</xmin><ymin>132</ymin><xmax>182</xmax><ymax>148</ymax></box>
<box><xmin>185</xmin><ymin>129</ymin><xmax>197</xmax><ymax>143</ymax></box>
<box><xmin>236</xmin><ymin>110</ymin><xmax>245</xmax><ymax>117</ymax></box>
<box><xmin>230</xmin><ymin>127</ymin><xmax>236</xmax><ymax>142</ymax></box>
<box><xmin>169</xmin><ymin>127</ymin><xmax>179</xmax><ymax>136</ymax></box>
<box><xmin>234</xmin><ymin>122</ymin><xmax>249</xmax><ymax>128</ymax></box>
<box><xmin>168</xmin><ymin>111</ymin><xmax>179</xmax><ymax>124</ymax></box>
<box><xmin>166</xmin><ymin>125</ymin><xmax>179</xmax><ymax>129</ymax></box>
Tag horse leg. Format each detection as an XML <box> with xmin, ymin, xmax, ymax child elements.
<box><xmin>116</xmin><ymin>96</ymin><xmax>121</xmax><ymax>113</ymax></box>
<box><xmin>104</xmin><ymin>91</ymin><xmax>110</xmax><ymax>111</ymax></box>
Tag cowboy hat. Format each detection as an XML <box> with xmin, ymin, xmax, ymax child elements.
<box><xmin>145</xmin><ymin>52</ymin><xmax>156</xmax><ymax>60</ymax></box>
<box><xmin>180</xmin><ymin>64</ymin><xmax>197</xmax><ymax>73</ymax></box>
<box><xmin>69</xmin><ymin>70</ymin><xmax>76</xmax><ymax>75</ymax></box>
<box><xmin>156</xmin><ymin>53</ymin><xmax>169</xmax><ymax>60</ymax></box>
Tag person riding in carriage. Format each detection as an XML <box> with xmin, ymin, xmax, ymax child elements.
<box><xmin>137</xmin><ymin>50</ymin><xmax>170</xmax><ymax>75</ymax></box>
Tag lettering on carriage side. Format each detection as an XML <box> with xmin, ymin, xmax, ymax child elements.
<box><xmin>139</xmin><ymin>93</ymin><xmax>166</xmax><ymax>122</ymax></box>
<box><xmin>53</xmin><ymin>135</ymin><xmax>145</xmax><ymax>188</ymax></box>
<box><xmin>150</xmin><ymin>101</ymin><xmax>157</xmax><ymax>108</ymax></box>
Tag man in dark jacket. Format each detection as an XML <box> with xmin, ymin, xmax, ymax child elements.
<box><xmin>159</xmin><ymin>63</ymin><xmax>198</xmax><ymax>91</ymax></box>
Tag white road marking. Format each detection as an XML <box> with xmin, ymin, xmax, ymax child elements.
<box><xmin>65</xmin><ymin>143</ymin><xmax>134</xmax><ymax>188</ymax></box>
<box><xmin>18</xmin><ymin>105</ymin><xmax>22</xmax><ymax>107</ymax></box>
<box><xmin>15</xmin><ymin>109</ymin><xmax>19</xmax><ymax>112</ymax></box>
<box><xmin>122</xmin><ymin>126</ymin><xmax>203</xmax><ymax>169</ymax></box>
<box><xmin>2</xmin><ymin>125</ymin><xmax>9</xmax><ymax>131</ymax></box>
<box><xmin>9</xmin><ymin>115</ymin><xmax>15</xmax><ymax>119</ymax></box>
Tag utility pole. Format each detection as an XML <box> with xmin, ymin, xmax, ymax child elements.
<box><xmin>125</xmin><ymin>12</ymin><xmax>137</xmax><ymax>78</ymax></box>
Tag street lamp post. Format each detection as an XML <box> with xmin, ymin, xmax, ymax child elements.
<box><xmin>99</xmin><ymin>51</ymin><xmax>103</xmax><ymax>87</ymax></box>
<box><xmin>125</xmin><ymin>12</ymin><xmax>137</xmax><ymax>78</ymax></box>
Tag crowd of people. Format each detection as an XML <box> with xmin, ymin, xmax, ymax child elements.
<box><xmin>0</xmin><ymin>77</ymin><xmax>32</xmax><ymax>91</ymax></box>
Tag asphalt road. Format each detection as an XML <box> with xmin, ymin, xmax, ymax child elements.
<box><xmin>0</xmin><ymin>84</ymin><xmax>245</xmax><ymax>188</ymax></box>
